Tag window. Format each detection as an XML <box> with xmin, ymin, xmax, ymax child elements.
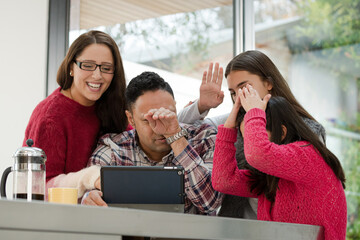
<box><xmin>252</xmin><ymin>0</ymin><xmax>360</xmax><ymax>237</ymax></box>
<box><xmin>69</xmin><ymin>0</ymin><xmax>234</xmax><ymax>116</ymax></box>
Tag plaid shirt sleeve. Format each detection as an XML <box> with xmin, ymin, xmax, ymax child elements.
<box><xmin>173</xmin><ymin>123</ymin><xmax>224</xmax><ymax>214</ymax></box>
<box><xmin>88</xmin><ymin>131</ymin><xmax>135</xmax><ymax>167</ymax></box>
<box><xmin>88</xmin><ymin>133</ymin><xmax>116</xmax><ymax>167</ymax></box>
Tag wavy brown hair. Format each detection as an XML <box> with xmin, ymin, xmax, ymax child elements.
<box><xmin>237</xmin><ymin>97</ymin><xmax>346</xmax><ymax>202</ymax></box>
<box><xmin>56</xmin><ymin>30</ymin><xmax>128</xmax><ymax>135</ymax></box>
<box><xmin>225</xmin><ymin>50</ymin><xmax>317</xmax><ymax>121</ymax></box>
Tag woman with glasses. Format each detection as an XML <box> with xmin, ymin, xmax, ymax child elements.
<box><xmin>24</xmin><ymin>30</ymin><xmax>131</xmax><ymax>199</ymax></box>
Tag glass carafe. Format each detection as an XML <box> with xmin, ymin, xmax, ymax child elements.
<box><xmin>1</xmin><ymin>139</ymin><xmax>46</xmax><ymax>201</ymax></box>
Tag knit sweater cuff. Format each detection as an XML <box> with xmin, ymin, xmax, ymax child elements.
<box><xmin>46</xmin><ymin>165</ymin><xmax>101</xmax><ymax>198</ymax></box>
<box><xmin>80</xmin><ymin>165</ymin><xmax>101</xmax><ymax>192</ymax></box>
<box><xmin>217</xmin><ymin>125</ymin><xmax>238</xmax><ymax>142</ymax></box>
<box><xmin>244</xmin><ymin>108</ymin><xmax>266</xmax><ymax>124</ymax></box>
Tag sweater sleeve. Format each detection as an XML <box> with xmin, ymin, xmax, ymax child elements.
<box><xmin>177</xmin><ymin>99</ymin><xmax>209</xmax><ymax>124</ymax></box>
<box><xmin>243</xmin><ymin>108</ymin><xmax>325</xmax><ymax>184</ymax></box>
<box><xmin>212</xmin><ymin>125</ymin><xmax>257</xmax><ymax>198</ymax></box>
<box><xmin>46</xmin><ymin>165</ymin><xmax>100</xmax><ymax>198</ymax></box>
<box><xmin>177</xmin><ymin>99</ymin><xmax>228</xmax><ymax>127</ymax></box>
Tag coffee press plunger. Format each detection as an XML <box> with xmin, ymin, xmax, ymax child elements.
<box><xmin>1</xmin><ymin>139</ymin><xmax>46</xmax><ymax>201</ymax></box>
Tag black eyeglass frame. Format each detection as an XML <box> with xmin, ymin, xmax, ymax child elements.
<box><xmin>73</xmin><ymin>60</ymin><xmax>115</xmax><ymax>74</ymax></box>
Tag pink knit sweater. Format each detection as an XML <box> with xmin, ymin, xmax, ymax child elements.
<box><xmin>212</xmin><ymin>108</ymin><xmax>347</xmax><ymax>240</ymax></box>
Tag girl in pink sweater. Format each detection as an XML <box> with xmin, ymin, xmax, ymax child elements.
<box><xmin>212</xmin><ymin>85</ymin><xmax>347</xmax><ymax>240</ymax></box>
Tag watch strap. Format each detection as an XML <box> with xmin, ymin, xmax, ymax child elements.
<box><xmin>166</xmin><ymin>128</ymin><xmax>188</xmax><ymax>144</ymax></box>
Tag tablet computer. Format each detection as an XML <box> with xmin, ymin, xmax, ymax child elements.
<box><xmin>101</xmin><ymin>166</ymin><xmax>185</xmax><ymax>213</ymax></box>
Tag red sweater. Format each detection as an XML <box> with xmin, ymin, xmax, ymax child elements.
<box><xmin>24</xmin><ymin>88</ymin><xmax>100</xmax><ymax>181</ymax></box>
<box><xmin>212</xmin><ymin>108</ymin><xmax>347</xmax><ymax>240</ymax></box>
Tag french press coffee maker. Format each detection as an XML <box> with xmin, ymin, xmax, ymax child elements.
<box><xmin>1</xmin><ymin>139</ymin><xmax>46</xmax><ymax>201</ymax></box>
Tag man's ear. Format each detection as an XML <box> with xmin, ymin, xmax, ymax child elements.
<box><xmin>281</xmin><ymin>125</ymin><xmax>287</xmax><ymax>141</ymax></box>
<box><xmin>125</xmin><ymin>110</ymin><xmax>135</xmax><ymax>127</ymax></box>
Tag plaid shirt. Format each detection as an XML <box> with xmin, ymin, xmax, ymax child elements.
<box><xmin>89</xmin><ymin>123</ymin><xmax>223</xmax><ymax>215</ymax></box>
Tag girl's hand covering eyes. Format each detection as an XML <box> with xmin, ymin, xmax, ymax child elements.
<box><xmin>224</xmin><ymin>84</ymin><xmax>270</xmax><ymax>129</ymax></box>
<box><xmin>239</xmin><ymin>84</ymin><xmax>271</xmax><ymax>112</ymax></box>
<box><xmin>224</xmin><ymin>89</ymin><xmax>242</xmax><ymax>129</ymax></box>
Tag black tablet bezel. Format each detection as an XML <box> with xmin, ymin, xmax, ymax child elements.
<box><xmin>100</xmin><ymin>166</ymin><xmax>185</xmax><ymax>204</ymax></box>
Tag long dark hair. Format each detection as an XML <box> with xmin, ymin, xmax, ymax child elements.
<box><xmin>226</xmin><ymin>50</ymin><xmax>316</xmax><ymax>122</ymax></box>
<box><xmin>238</xmin><ymin>97</ymin><xmax>346</xmax><ymax>202</ymax></box>
<box><xmin>57</xmin><ymin>30</ymin><xmax>128</xmax><ymax>135</ymax></box>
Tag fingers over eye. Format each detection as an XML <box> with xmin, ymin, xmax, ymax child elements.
<box><xmin>163</xmin><ymin>110</ymin><xmax>176</xmax><ymax>119</ymax></box>
<box><xmin>147</xmin><ymin>109</ymin><xmax>156</xmax><ymax>115</ymax></box>
<box><xmin>149</xmin><ymin>108</ymin><xmax>174</xmax><ymax>119</ymax></box>
<box><xmin>248</xmin><ymin>85</ymin><xmax>256</xmax><ymax>94</ymax></box>
<box><xmin>237</xmin><ymin>88</ymin><xmax>243</xmax><ymax>98</ymax></box>
<box><xmin>149</xmin><ymin>108</ymin><xmax>163</xmax><ymax>118</ymax></box>
<box><xmin>242</xmin><ymin>86</ymin><xmax>250</xmax><ymax>95</ymax></box>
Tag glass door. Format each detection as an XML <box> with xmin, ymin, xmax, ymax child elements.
<box><xmin>252</xmin><ymin>0</ymin><xmax>360</xmax><ymax>238</ymax></box>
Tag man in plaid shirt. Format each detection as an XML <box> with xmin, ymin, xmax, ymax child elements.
<box><xmin>82</xmin><ymin>71</ymin><xmax>223</xmax><ymax>215</ymax></box>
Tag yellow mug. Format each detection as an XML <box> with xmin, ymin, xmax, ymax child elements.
<box><xmin>48</xmin><ymin>188</ymin><xmax>78</xmax><ymax>205</ymax></box>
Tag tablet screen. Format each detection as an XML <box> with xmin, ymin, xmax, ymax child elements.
<box><xmin>101</xmin><ymin>166</ymin><xmax>185</xmax><ymax>204</ymax></box>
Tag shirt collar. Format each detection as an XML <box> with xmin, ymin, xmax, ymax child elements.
<box><xmin>133</xmin><ymin>130</ymin><xmax>175</xmax><ymax>165</ymax></box>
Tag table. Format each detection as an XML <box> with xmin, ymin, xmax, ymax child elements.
<box><xmin>0</xmin><ymin>199</ymin><xmax>323</xmax><ymax>240</ymax></box>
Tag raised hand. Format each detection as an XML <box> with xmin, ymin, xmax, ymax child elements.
<box><xmin>198</xmin><ymin>62</ymin><xmax>224</xmax><ymax>114</ymax></box>
<box><xmin>239</xmin><ymin>84</ymin><xmax>271</xmax><ymax>112</ymax></box>
<box><xmin>144</xmin><ymin>107</ymin><xmax>181</xmax><ymax>138</ymax></box>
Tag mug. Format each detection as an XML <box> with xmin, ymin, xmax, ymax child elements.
<box><xmin>48</xmin><ymin>188</ymin><xmax>78</xmax><ymax>205</ymax></box>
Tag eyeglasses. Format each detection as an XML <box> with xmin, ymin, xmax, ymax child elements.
<box><xmin>74</xmin><ymin>61</ymin><xmax>115</xmax><ymax>74</ymax></box>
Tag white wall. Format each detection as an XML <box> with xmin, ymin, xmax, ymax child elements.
<box><xmin>0</xmin><ymin>0</ymin><xmax>49</xmax><ymax>194</ymax></box>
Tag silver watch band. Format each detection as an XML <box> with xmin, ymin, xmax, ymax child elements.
<box><xmin>166</xmin><ymin>128</ymin><xmax>188</xmax><ymax>144</ymax></box>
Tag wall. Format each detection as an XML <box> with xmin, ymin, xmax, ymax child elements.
<box><xmin>0</xmin><ymin>0</ymin><xmax>49</xmax><ymax>194</ymax></box>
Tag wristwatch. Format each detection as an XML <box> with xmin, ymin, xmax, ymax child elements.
<box><xmin>166</xmin><ymin>128</ymin><xmax>188</xmax><ymax>145</ymax></box>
